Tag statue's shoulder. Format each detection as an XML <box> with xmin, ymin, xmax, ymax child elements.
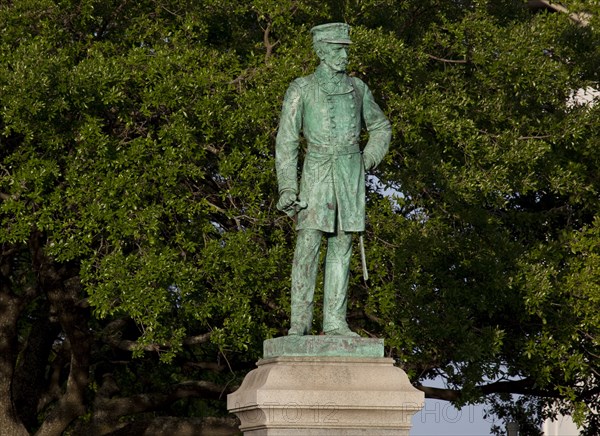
<box><xmin>291</xmin><ymin>74</ymin><xmax>315</xmax><ymax>89</ymax></box>
<box><xmin>284</xmin><ymin>75</ymin><xmax>315</xmax><ymax>103</ymax></box>
<box><xmin>350</xmin><ymin>75</ymin><xmax>368</xmax><ymax>91</ymax></box>
<box><xmin>282</xmin><ymin>75</ymin><xmax>314</xmax><ymax>106</ymax></box>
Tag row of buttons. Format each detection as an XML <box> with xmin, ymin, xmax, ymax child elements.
<box><xmin>328</xmin><ymin>95</ymin><xmax>357</xmax><ymax>129</ymax></box>
<box><xmin>330</xmin><ymin>122</ymin><xmax>357</xmax><ymax>129</ymax></box>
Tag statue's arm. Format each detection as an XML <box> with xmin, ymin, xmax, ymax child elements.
<box><xmin>275</xmin><ymin>81</ymin><xmax>303</xmax><ymax>209</ymax></box>
<box><xmin>356</xmin><ymin>78</ymin><xmax>391</xmax><ymax>170</ymax></box>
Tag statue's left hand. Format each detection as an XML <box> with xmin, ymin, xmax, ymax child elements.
<box><xmin>363</xmin><ymin>153</ymin><xmax>376</xmax><ymax>171</ymax></box>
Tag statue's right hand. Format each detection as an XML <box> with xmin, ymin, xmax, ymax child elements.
<box><xmin>276</xmin><ymin>191</ymin><xmax>297</xmax><ymax>212</ymax></box>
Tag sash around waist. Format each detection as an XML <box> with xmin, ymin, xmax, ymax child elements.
<box><xmin>307</xmin><ymin>143</ymin><xmax>361</xmax><ymax>155</ymax></box>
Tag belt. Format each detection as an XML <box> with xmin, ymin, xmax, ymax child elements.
<box><xmin>307</xmin><ymin>143</ymin><xmax>360</xmax><ymax>155</ymax></box>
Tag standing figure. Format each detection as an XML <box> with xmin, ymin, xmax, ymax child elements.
<box><xmin>276</xmin><ymin>23</ymin><xmax>391</xmax><ymax>336</ymax></box>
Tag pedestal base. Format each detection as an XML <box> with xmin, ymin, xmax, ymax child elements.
<box><xmin>263</xmin><ymin>335</ymin><xmax>384</xmax><ymax>359</ymax></box>
<box><xmin>227</xmin><ymin>353</ymin><xmax>424</xmax><ymax>435</ymax></box>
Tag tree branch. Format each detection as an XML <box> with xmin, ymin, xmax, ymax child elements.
<box><xmin>102</xmin><ymin>318</ymin><xmax>211</xmax><ymax>352</ymax></box>
<box><xmin>183</xmin><ymin>332</ymin><xmax>212</xmax><ymax>346</ymax></box>
<box><xmin>91</xmin><ymin>416</ymin><xmax>239</xmax><ymax>436</ymax></box>
<box><xmin>417</xmin><ymin>378</ymin><xmax>563</xmax><ymax>402</ymax></box>
<box><xmin>96</xmin><ymin>380</ymin><xmax>232</xmax><ymax>418</ymax></box>
<box><xmin>363</xmin><ymin>309</ymin><xmax>385</xmax><ymax>326</ymax></box>
<box><xmin>88</xmin><ymin>374</ymin><xmax>236</xmax><ymax>435</ymax></box>
<box><xmin>183</xmin><ymin>361</ymin><xmax>226</xmax><ymax>372</ymax></box>
<box><xmin>262</xmin><ymin>21</ymin><xmax>279</xmax><ymax>63</ymax></box>
<box><xmin>426</xmin><ymin>53</ymin><xmax>468</xmax><ymax>64</ymax></box>
<box><xmin>203</xmin><ymin>143</ymin><xmax>222</xmax><ymax>155</ymax></box>
<box><xmin>105</xmin><ymin>337</ymin><xmax>161</xmax><ymax>352</ymax></box>
<box><xmin>578</xmin><ymin>384</ymin><xmax>600</xmax><ymax>401</ymax></box>
<box><xmin>518</xmin><ymin>135</ymin><xmax>552</xmax><ymax>140</ymax></box>
<box><xmin>416</xmin><ymin>385</ymin><xmax>461</xmax><ymax>401</ymax></box>
<box><xmin>526</xmin><ymin>0</ymin><xmax>590</xmax><ymax>26</ymax></box>
<box><xmin>228</xmin><ymin>68</ymin><xmax>258</xmax><ymax>90</ymax></box>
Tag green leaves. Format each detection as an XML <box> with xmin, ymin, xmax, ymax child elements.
<box><xmin>2</xmin><ymin>0</ymin><xmax>600</xmax><ymax>431</ymax></box>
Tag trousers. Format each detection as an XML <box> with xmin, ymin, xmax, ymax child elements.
<box><xmin>290</xmin><ymin>228</ymin><xmax>353</xmax><ymax>333</ymax></box>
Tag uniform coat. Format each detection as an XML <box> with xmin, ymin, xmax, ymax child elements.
<box><xmin>276</xmin><ymin>64</ymin><xmax>391</xmax><ymax>233</ymax></box>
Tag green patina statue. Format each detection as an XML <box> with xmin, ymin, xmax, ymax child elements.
<box><xmin>276</xmin><ymin>23</ymin><xmax>391</xmax><ymax>337</ymax></box>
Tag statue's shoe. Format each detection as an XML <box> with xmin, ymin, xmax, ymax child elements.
<box><xmin>287</xmin><ymin>325</ymin><xmax>309</xmax><ymax>336</ymax></box>
<box><xmin>324</xmin><ymin>327</ymin><xmax>360</xmax><ymax>337</ymax></box>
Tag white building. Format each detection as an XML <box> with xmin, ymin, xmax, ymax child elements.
<box><xmin>542</xmin><ymin>414</ymin><xmax>580</xmax><ymax>436</ymax></box>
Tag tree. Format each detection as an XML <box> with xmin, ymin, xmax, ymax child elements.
<box><xmin>1</xmin><ymin>0</ymin><xmax>599</xmax><ymax>434</ymax></box>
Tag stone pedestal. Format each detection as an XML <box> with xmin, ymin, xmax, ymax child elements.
<box><xmin>227</xmin><ymin>337</ymin><xmax>424</xmax><ymax>435</ymax></box>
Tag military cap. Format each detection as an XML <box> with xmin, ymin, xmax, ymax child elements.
<box><xmin>310</xmin><ymin>22</ymin><xmax>352</xmax><ymax>45</ymax></box>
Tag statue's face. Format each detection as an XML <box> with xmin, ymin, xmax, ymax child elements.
<box><xmin>318</xmin><ymin>43</ymin><xmax>349</xmax><ymax>72</ymax></box>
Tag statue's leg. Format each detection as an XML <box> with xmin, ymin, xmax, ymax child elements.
<box><xmin>289</xmin><ymin>229</ymin><xmax>322</xmax><ymax>335</ymax></box>
<box><xmin>323</xmin><ymin>231</ymin><xmax>358</xmax><ymax>336</ymax></box>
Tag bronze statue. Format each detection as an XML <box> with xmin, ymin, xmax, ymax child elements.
<box><xmin>276</xmin><ymin>23</ymin><xmax>391</xmax><ymax>336</ymax></box>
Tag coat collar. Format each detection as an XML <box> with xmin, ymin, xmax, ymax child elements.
<box><xmin>315</xmin><ymin>64</ymin><xmax>353</xmax><ymax>94</ymax></box>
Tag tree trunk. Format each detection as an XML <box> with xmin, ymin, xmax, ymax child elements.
<box><xmin>0</xmin><ymin>291</ymin><xmax>29</xmax><ymax>436</ymax></box>
<box><xmin>13</xmin><ymin>299</ymin><xmax>60</xmax><ymax>431</ymax></box>
<box><xmin>35</xmin><ymin>274</ymin><xmax>91</xmax><ymax>436</ymax></box>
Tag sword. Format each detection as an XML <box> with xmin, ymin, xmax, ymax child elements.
<box><xmin>360</xmin><ymin>234</ymin><xmax>368</xmax><ymax>282</ymax></box>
